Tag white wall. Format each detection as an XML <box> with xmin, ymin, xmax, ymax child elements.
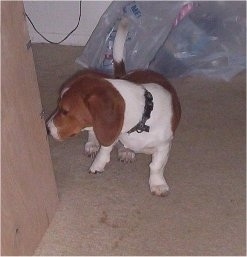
<box><xmin>24</xmin><ymin>1</ymin><xmax>112</xmax><ymax>46</ymax></box>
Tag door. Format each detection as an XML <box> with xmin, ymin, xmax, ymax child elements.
<box><xmin>1</xmin><ymin>2</ymin><xmax>58</xmax><ymax>255</ymax></box>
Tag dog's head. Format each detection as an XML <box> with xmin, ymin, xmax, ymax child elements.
<box><xmin>46</xmin><ymin>71</ymin><xmax>125</xmax><ymax>146</ymax></box>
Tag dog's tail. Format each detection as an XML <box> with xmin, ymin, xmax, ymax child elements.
<box><xmin>113</xmin><ymin>17</ymin><xmax>129</xmax><ymax>78</ymax></box>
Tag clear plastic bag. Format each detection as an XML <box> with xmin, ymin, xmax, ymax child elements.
<box><xmin>76</xmin><ymin>1</ymin><xmax>246</xmax><ymax>81</ymax></box>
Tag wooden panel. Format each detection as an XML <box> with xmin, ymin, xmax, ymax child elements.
<box><xmin>1</xmin><ymin>2</ymin><xmax>59</xmax><ymax>255</ymax></box>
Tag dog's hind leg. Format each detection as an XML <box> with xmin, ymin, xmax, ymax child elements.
<box><xmin>117</xmin><ymin>141</ymin><xmax>135</xmax><ymax>163</ymax></box>
<box><xmin>149</xmin><ymin>141</ymin><xmax>172</xmax><ymax>196</ymax></box>
<box><xmin>85</xmin><ymin>130</ymin><xmax>100</xmax><ymax>159</ymax></box>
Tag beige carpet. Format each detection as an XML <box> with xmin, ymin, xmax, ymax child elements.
<box><xmin>32</xmin><ymin>43</ymin><xmax>246</xmax><ymax>256</ymax></box>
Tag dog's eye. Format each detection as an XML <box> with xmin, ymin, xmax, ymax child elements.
<box><xmin>60</xmin><ymin>108</ymin><xmax>69</xmax><ymax>115</ymax></box>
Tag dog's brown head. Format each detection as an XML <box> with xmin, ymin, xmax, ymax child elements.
<box><xmin>47</xmin><ymin>71</ymin><xmax>125</xmax><ymax>146</ymax></box>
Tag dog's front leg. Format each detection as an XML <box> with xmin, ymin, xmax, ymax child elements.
<box><xmin>85</xmin><ymin>130</ymin><xmax>100</xmax><ymax>158</ymax></box>
<box><xmin>89</xmin><ymin>144</ymin><xmax>113</xmax><ymax>174</ymax></box>
<box><xmin>149</xmin><ymin>142</ymin><xmax>172</xmax><ymax>196</ymax></box>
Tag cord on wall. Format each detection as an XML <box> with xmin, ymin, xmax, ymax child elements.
<box><xmin>25</xmin><ymin>1</ymin><xmax>82</xmax><ymax>44</ymax></box>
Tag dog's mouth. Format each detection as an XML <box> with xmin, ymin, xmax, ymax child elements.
<box><xmin>46</xmin><ymin>123</ymin><xmax>80</xmax><ymax>141</ymax></box>
<box><xmin>69</xmin><ymin>133</ymin><xmax>77</xmax><ymax>138</ymax></box>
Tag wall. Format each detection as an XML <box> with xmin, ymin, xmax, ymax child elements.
<box><xmin>2</xmin><ymin>2</ymin><xmax>58</xmax><ymax>255</ymax></box>
<box><xmin>24</xmin><ymin>1</ymin><xmax>112</xmax><ymax>46</ymax></box>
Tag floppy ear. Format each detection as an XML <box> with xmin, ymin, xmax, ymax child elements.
<box><xmin>86</xmin><ymin>91</ymin><xmax>125</xmax><ymax>146</ymax></box>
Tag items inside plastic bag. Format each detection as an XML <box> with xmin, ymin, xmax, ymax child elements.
<box><xmin>76</xmin><ymin>1</ymin><xmax>246</xmax><ymax>81</ymax></box>
<box><xmin>150</xmin><ymin>1</ymin><xmax>246</xmax><ymax>81</ymax></box>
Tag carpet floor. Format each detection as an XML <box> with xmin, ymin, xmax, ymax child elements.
<box><xmin>32</xmin><ymin>43</ymin><xmax>246</xmax><ymax>256</ymax></box>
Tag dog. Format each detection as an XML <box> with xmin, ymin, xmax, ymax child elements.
<box><xmin>47</xmin><ymin>18</ymin><xmax>181</xmax><ymax>196</ymax></box>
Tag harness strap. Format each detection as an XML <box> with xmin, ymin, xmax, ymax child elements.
<box><xmin>127</xmin><ymin>88</ymin><xmax>154</xmax><ymax>134</ymax></box>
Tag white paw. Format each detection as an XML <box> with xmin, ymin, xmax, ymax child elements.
<box><xmin>89</xmin><ymin>162</ymin><xmax>104</xmax><ymax>174</ymax></box>
<box><xmin>150</xmin><ymin>184</ymin><xmax>169</xmax><ymax>197</ymax></box>
<box><xmin>85</xmin><ymin>142</ymin><xmax>100</xmax><ymax>159</ymax></box>
<box><xmin>118</xmin><ymin>148</ymin><xmax>135</xmax><ymax>163</ymax></box>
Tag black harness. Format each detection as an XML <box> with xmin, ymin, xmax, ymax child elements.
<box><xmin>127</xmin><ymin>88</ymin><xmax>154</xmax><ymax>134</ymax></box>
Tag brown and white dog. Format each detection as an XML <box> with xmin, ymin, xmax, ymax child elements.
<box><xmin>47</xmin><ymin>18</ymin><xmax>181</xmax><ymax>196</ymax></box>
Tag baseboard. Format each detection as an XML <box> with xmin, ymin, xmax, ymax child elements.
<box><xmin>29</xmin><ymin>32</ymin><xmax>90</xmax><ymax>46</ymax></box>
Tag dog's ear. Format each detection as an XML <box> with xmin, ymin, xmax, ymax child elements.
<box><xmin>86</xmin><ymin>90</ymin><xmax>125</xmax><ymax>146</ymax></box>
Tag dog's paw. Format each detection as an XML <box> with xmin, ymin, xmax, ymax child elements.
<box><xmin>85</xmin><ymin>142</ymin><xmax>100</xmax><ymax>159</ymax></box>
<box><xmin>88</xmin><ymin>169</ymin><xmax>103</xmax><ymax>175</ymax></box>
<box><xmin>150</xmin><ymin>184</ymin><xmax>169</xmax><ymax>197</ymax></box>
<box><xmin>118</xmin><ymin>148</ymin><xmax>135</xmax><ymax>163</ymax></box>
<box><xmin>89</xmin><ymin>160</ymin><xmax>105</xmax><ymax>174</ymax></box>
